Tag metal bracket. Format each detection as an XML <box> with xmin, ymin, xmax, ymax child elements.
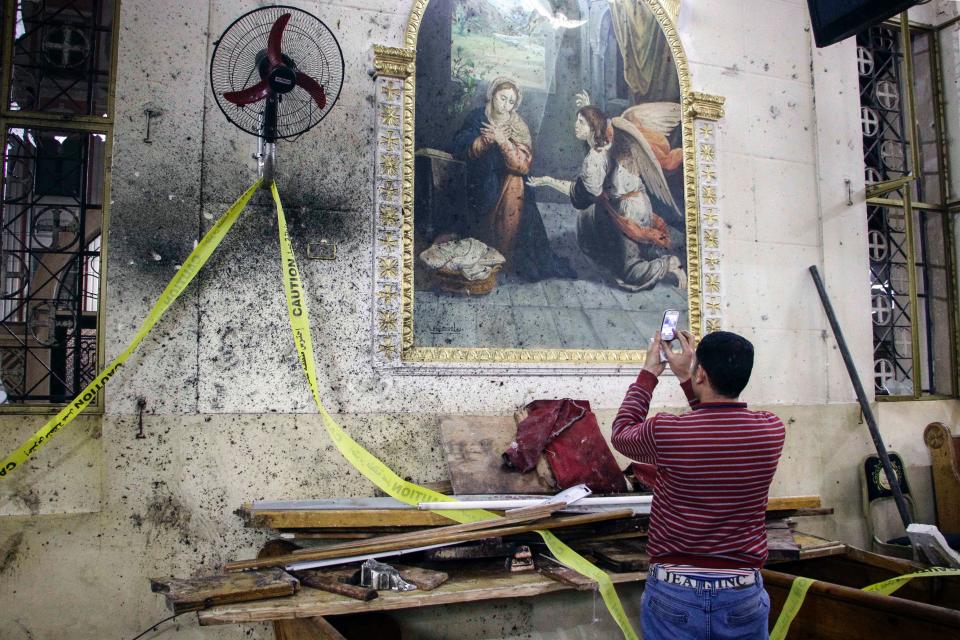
<box><xmin>866</xmin><ymin>174</ymin><xmax>914</xmax><ymax>199</ymax></box>
<box><xmin>359</xmin><ymin>559</ymin><xmax>417</xmax><ymax>591</ymax></box>
<box><xmin>142</xmin><ymin>106</ymin><xmax>162</xmax><ymax>144</ymax></box>
<box><xmin>546</xmin><ymin>484</ymin><xmax>592</xmax><ymax>506</ymax></box>
<box><xmin>307</xmin><ymin>240</ymin><xmax>337</xmax><ymax>261</ymax></box>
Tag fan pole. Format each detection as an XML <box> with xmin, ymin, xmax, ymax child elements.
<box><xmin>259</xmin><ymin>95</ymin><xmax>279</xmax><ymax>187</ymax></box>
<box><xmin>259</xmin><ymin>142</ymin><xmax>276</xmax><ymax>189</ymax></box>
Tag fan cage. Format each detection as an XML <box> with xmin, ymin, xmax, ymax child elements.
<box><xmin>210</xmin><ymin>5</ymin><xmax>344</xmax><ymax>139</ymax></box>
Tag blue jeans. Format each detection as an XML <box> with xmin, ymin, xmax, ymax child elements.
<box><xmin>640</xmin><ymin>566</ymin><xmax>770</xmax><ymax>640</ymax></box>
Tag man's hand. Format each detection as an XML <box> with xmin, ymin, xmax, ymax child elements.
<box><xmin>643</xmin><ymin>333</ymin><xmax>666</xmax><ymax>377</ymax></box>
<box><xmin>663</xmin><ymin>330</ymin><xmax>696</xmax><ymax>382</ymax></box>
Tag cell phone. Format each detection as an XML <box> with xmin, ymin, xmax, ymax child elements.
<box><xmin>660</xmin><ymin>309</ymin><xmax>680</xmax><ymax>342</ymax></box>
<box><xmin>659</xmin><ymin>309</ymin><xmax>680</xmax><ymax>363</ymax></box>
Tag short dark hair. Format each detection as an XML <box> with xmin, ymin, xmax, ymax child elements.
<box><xmin>695</xmin><ymin>331</ymin><xmax>754</xmax><ymax>398</ymax></box>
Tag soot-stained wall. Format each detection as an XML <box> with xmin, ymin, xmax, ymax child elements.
<box><xmin>1</xmin><ymin>1</ymin><xmax>959</xmax><ymax>638</ymax></box>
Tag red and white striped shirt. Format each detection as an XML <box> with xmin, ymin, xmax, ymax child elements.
<box><xmin>612</xmin><ymin>370</ymin><xmax>785</xmax><ymax>569</ymax></box>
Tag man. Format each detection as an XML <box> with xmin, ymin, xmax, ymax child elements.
<box><xmin>612</xmin><ymin>330</ymin><xmax>785</xmax><ymax>640</ymax></box>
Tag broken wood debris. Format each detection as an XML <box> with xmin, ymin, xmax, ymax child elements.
<box><xmin>292</xmin><ymin>568</ymin><xmax>378</xmax><ymax>602</ymax></box>
<box><xmin>538</xmin><ymin>556</ymin><xmax>598</xmax><ymax>591</ymax></box>
<box><xmin>225</xmin><ymin>509</ymin><xmax>634</xmax><ymax>572</ymax></box>
<box><xmin>150</xmin><ymin>568</ymin><xmax>299</xmax><ymax>613</ymax></box>
<box><xmin>237</xmin><ymin>494</ymin><xmax>823</xmax><ymax>530</ymax></box>
<box><xmin>151</xmin><ymin>492</ymin><xmax>831</xmax><ymax>623</ymax></box>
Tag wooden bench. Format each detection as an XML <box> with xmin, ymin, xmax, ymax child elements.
<box><xmin>924</xmin><ymin>422</ymin><xmax>960</xmax><ymax>533</ymax></box>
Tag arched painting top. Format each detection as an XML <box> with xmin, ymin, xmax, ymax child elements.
<box><xmin>405</xmin><ymin>0</ymin><xmax>691</xmax><ymax>98</ymax></box>
<box><xmin>376</xmin><ymin>0</ymin><xmax>722</xmax><ymax>368</ymax></box>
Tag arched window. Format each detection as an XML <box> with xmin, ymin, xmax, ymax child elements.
<box><xmin>0</xmin><ymin>0</ymin><xmax>116</xmax><ymax>406</ymax></box>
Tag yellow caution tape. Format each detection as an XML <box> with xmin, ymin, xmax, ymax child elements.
<box><xmin>271</xmin><ymin>183</ymin><xmax>639</xmax><ymax>640</ymax></box>
<box><xmin>769</xmin><ymin>576</ymin><xmax>814</xmax><ymax>640</ymax></box>
<box><xmin>770</xmin><ymin>566</ymin><xmax>960</xmax><ymax>638</ymax></box>
<box><xmin>0</xmin><ymin>179</ymin><xmax>262</xmax><ymax>480</ymax></box>
<box><xmin>862</xmin><ymin>566</ymin><xmax>960</xmax><ymax>596</ymax></box>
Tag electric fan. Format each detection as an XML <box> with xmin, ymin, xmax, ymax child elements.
<box><xmin>210</xmin><ymin>5</ymin><xmax>344</xmax><ymax>184</ymax></box>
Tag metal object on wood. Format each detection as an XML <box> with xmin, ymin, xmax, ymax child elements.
<box><xmin>418</xmin><ymin>495</ymin><xmax>651</xmax><ymax>511</ymax></box>
<box><xmin>506</xmin><ymin>545</ymin><xmax>534</xmax><ymax>572</ymax></box>
<box><xmin>906</xmin><ymin>524</ymin><xmax>960</xmax><ymax>568</ymax></box>
<box><xmin>360</xmin><ymin>559</ymin><xmax>417</xmax><ymax>592</ymax></box>
<box><xmin>425</xmin><ymin>540</ymin><xmax>516</xmax><ymax>561</ymax></box>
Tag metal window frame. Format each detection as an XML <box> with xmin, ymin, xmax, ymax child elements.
<box><xmin>0</xmin><ymin>0</ymin><xmax>119</xmax><ymax>414</ymax></box>
<box><xmin>869</xmin><ymin>13</ymin><xmax>958</xmax><ymax>401</ymax></box>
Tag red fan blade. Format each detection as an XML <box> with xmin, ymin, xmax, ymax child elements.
<box><xmin>296</xmin><ymin>72</ymin><xmax>327</xmax><ymax>110</ymax></box>
<box><xmin>267</xmin><ymin>13</ymin><xmax>291</xmax><ymax>66</ymax></box>
<box><xmin>223</xmin><ymin>80</ymin><xmax>271</xmax><ymax>106</ymax></box>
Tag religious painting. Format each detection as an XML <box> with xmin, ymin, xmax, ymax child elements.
<box><xmin>408</xmin><ymin>0</ymin><xmax>693</xmax><ymax>361</ymax></box>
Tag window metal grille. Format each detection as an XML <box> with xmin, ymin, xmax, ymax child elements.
<box><xmin>0</xmin><ymin>0</ymin><xmax>115</xmax><ymax>408</ymax></box>
<box><xmin>8</xmin><ymin>0</ymin><xmax>115</xmax><ymax>117</ymax></box>
<box><xmin>859</xmin><ymin>20</ymin><xmax>957</xmax><ymax>398</ymax></box>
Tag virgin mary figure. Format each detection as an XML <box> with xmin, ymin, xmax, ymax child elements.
<box><xmin>448</xmin><ymin>77</ymin><xmax>575</xmax><ymax>282</ymax></box>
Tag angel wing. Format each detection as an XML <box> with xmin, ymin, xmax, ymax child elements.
<box><xmin>610</xmin><ymin>116</ymin><xmax>680</xmax><ymax>217</ymax></box>
<box><xmin>621</xmin><ymin>102</ymin><xmax>682</xmax><ymax>137</ymax></box>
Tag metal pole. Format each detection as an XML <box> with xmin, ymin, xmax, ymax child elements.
<box><xmin>809</xmin><ymin>265</ymin><xmax>913</xmax><ymax>529</ymax></box>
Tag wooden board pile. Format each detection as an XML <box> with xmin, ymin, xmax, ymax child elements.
<box><xmin>152</xmin><ymin>490</ymin><xmax>830</xmax><ymax>617</ymax></box>
<box><xmin>150</xmin><ymin>416</ymin><xmax>833</xmax><ymax>631</ymax></box>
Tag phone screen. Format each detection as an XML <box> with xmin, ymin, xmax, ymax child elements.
<box><xmin>660</xmin><ymin>309</ymin><xmax>680</xmax><ymax>342</ymax></box>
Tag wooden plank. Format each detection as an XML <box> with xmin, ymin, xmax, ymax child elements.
<box><xmin>242</xmin><ymin>508</ymin><xmax>458</xmax><ymax>529</ymax></box>
<box><xmin>766</xmin><ymin>496</ymin><xmax>821</xmax><ymax>511</ymax></box>
<box><xmin>766</xmin><ymin>519</ymin><xmax>800</xmax><ymax>563</ymax></box>
<box><xmin>288</xmin><ymin>503</ymin><xmax>559</xmax><ymax>559</ymax></box>
<box><xmin>393</xmin><ymin>565</ymin><xmax>449</xmax><ymax>591</ymax></box>
<box><xmin>590</xmin><ymin>542</ymin><xmax>650</xmax><ymax>572</ymax></box>
<box><xmin>440</xmin><ymin>416</ymin><xmax>553</xmax><ymax>495</ymax></box>
<box><xmin>293</xmin><ymin>569</ymin><xmax>377</xmax><ymax>602</ymax></box>
<box><xmin>924</xmin><ymin>422</ymin><xmax>960</xmax><ymax>532</ymax></box>
<box><xmin>375</xmin><ymin>480</ymin><xmax>453</xmax><ymax>497</ymax></box>
<box><xmin>241</xmin><ymin>496</ymin><xmax>823</xmax><ymax>530</ymax></box>
<box><xmin>768</xmin><ymin>548</ymin><xmax>960</xmax><ymax>610</ymax></box>
<box><xmin>199</xmin><ymin>566</ymin><xmax>647</xmax><ymax>625</ymax></box>
<box><xmin>226</xmin><ymin>510</ymin><xmax>634</xmax><ymax>572</ymax></box>
<box><xmin>150</xmin><ymin>569</ymin><xmax>299</xmax><ymax>614</ymax></box>
<box><xmin>539</xmin><ymin>561</ymin><xmax>598</xmax><ymax>591</ymax></box>
<box><xmin>763</xmin><ymin>568</ymin><xmax>960</xmax><ymax>639</ymax></box>
<box><xmin>274</xmin><ymin>616</ymin><xmax>347</xmax><ymax>640</ymax></box>
<box><xmin>766</xmin><ymin>507</ymin><xmax>835</xmax><ymax>518</ymax></box>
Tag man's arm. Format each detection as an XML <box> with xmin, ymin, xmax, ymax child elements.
<box><xmin>611</xmin><ymin>369</ymin><xmax>660</xmax><ymax>464</ymax></box>
<box><xmin>680</xmin><ymin>377</ymin><xmax>700</xmax><ymax>409</ymax></box>
<box><xmin>611</xmin><ymin>334</ymin><xmax>668</xmax><ymax>463</ymax></box>
<box><xmin>665</xmin><ymin>330</ymin><xmax>699</xmax><ymax>409</ymax></box>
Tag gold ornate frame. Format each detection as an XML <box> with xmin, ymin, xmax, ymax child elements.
<box><xmin>372</xmin><ymin>0</ymin><xmax>725</xmax><ymax>368</ymax></box>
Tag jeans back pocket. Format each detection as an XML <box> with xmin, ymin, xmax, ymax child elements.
<box><xmin>649</xmin><ymin>596</ymin><xmax>689</xmax><ymax>626</ymax></box>
<box><xmin>725</xmin><ymin>593</ymin><xmax>769</xmax><ymax>627</ymax></box>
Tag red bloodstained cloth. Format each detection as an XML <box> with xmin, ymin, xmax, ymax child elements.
<box><xmin>503</xmin><ymin>399</ymin><xmax>627</xmax><ymax>493</ymax></box>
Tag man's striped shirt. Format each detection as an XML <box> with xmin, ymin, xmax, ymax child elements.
<box><xmin>612</xmin><ymin>370</ymin><xmax>785</xmax><ymax>569</ymax></box>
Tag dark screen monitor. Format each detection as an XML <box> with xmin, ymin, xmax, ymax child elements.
<box><xmin>807</xmin><ymin>0</ymin><xmax>919</xmax><ymax>47</ymax></box>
